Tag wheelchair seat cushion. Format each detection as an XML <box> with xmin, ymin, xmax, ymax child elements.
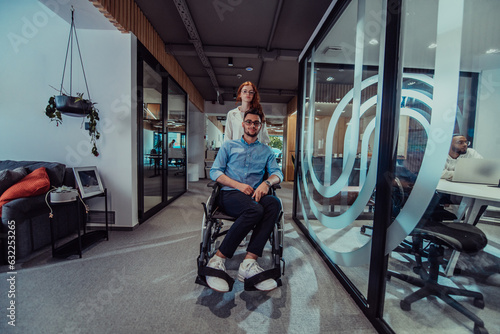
<box><xmin>212</xmin><ymin>206</ymin><xmax>237</xmax><ymax>221</ymax></box>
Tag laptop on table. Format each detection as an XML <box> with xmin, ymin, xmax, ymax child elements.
<box><xmin>452</xmin><ymin>158</ymin><xmax>500</xmax><ymax>185</ymax></box>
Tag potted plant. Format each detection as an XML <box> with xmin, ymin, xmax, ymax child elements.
<box><xmin>45</xmin><ymin>92</ymin><xmax>101</xmax><ymax>157</ymax></box>
<box><xmin>45</xmin><ymin>8</ymin><xmax>101</xmax><ymax>157</ymax></box>
<box><xmin>54</xmin><ymin>94</ymin><xmax>93</xmax><ymax>116</ymax></box>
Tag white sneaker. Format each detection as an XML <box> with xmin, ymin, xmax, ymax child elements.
<box><xmin>206</xmin><ymin>256</ymin><xmax>229</xmax><ymax>293</ymax></box>
<box><xmin>238</xmin><ymin>259</ymin><xmax>278</xmax><ymax>291</ymax></box>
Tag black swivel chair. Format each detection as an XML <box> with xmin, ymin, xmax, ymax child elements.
<box><xmin>388</xmin><ymin>219</ymin><xmax>489</xmax><ymax>334</ymax></box>
<box><xmin>371</xmin><ymin>168</ymin><xmax>491</xmax><ymax>334</ymax></box>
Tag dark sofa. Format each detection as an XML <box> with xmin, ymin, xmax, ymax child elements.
<box><xmin>0</xmin><ymin>160</ymin><xmax>79</xmax><ymax>263</ymax></box>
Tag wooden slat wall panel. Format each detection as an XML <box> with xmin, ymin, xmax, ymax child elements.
<box><xmin>286</xmin><ymin>113</ymin><xmax>297</xmax><ymax>181</ymax></box>
<box><xmin>287</xmin><ymin>96</ymin><xmax>297</xmax><ymax>115</ymax></box>
<box><xmin>88</xmin><ymin>0</ymin><xmax>207</xmax><ymax>110</ymax></box>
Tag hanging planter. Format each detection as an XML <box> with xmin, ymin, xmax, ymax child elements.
<box><xmin>44</xmin><ymin>6</ymin><xmax>100</xmax><ymax>156</ymax></box>
<box><xmin>54</xmin><ymin>95</ymin><xmax>92</xmax><ymax>116</ymax></box>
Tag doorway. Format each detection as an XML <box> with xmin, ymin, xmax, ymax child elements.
<box><xmin>137</xmin><ymin>43</ymin><xmax>187</xmax><ymax>222</ymax></box>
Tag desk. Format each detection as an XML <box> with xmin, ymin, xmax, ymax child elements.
<box><xmin>146</xmin><ymin>154</ymin><xmax>162</xmax><ymax>176</ymax></box>
<box><xmin>169</xmin><ymin>148</ymin><xmax>185</xmax><ymax>175</ymax></box>
<box><xmin>436</xmin><ymin>179</ymin><xmax>500</xmax><ymax>275</ymax></box>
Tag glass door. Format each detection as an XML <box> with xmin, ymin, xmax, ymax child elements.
<box><xmin>142</xmin><ymin>60</ymin><xmax>164</xmax><ymax>212</ymax></box>
<box><xmin>137</xmin><ymin>43</ymin><xmax>187</xmax><ymax>222</ymax></box>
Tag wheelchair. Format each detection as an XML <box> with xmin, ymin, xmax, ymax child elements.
<box><xmin>195</xmin><ymin>181</ymin><xmax>285</xmax><ymax>291</ymax></box>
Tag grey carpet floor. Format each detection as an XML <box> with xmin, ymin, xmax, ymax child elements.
<box><xmin>0</xmin><ymin>181</ymin><xmax>376</xmax><ymax>334</ymax></box>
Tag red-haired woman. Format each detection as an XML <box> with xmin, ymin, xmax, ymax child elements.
<box><xmin>224</xmin><ymin>81</ymin><xmax>270</xmax><ymax>144</ymax></box>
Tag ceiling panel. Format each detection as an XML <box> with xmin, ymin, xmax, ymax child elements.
<box><xmin>188</xmin><ymin>0</ymin><xmax>277</xmax><ymax>46</ymax></box>
<box><xmin>272</xmin><ymin>0</ymin><xmax>333</xmax><ymax>50</ymax></box>
<box><xmin>134</xmin><ymin>0</ymin><xmax>333</xmax><ymax>105</ymax></box>
<box><xmin>260</xmin><ymin>61</ymin><xmax>299</xmax><ymax>90</ymax></box>
<box><xmin>135</xmin><ymin>0</ymin><xmax>189</xmax><ymax>44</ymax></box>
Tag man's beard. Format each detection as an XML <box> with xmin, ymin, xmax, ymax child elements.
<box><xmin>244</xmin><ymin>129</ymin><xmax>258</xmax><ymax>137</ymax></box>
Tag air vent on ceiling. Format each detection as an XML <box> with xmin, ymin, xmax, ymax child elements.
<box><xmin>323</xmin><ymin>46</ymin><xmax>343</xmax><ymax>56</ymax></box>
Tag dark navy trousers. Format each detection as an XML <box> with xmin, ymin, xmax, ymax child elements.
<box><xmin>218</xmin><ymin>190</ymin><xmax>281</xmax><ymax>258</ymax></box>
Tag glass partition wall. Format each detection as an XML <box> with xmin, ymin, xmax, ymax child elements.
<box><xmin>166</xmin><ymin>78</ymin><xmax>187</xmax><ymax>200</ymax></box>
<box><xmin>296</xmin><ymin>0</ymin><xmax>500</xmax><ymax>333</ymax></box>
<box><xmin>142</xmin><ymin>61</ymin><xmax>164</xmax><ymax>212</ymax></box>
<box><xmin>298</xmin><ymin>0</ymin><xmax>384</xmax><ymax>300</ymax></box>
<box><xmin>138</xmin><ymin>43</ymin><xmax>187</xmax><ymax>222</ymax></box>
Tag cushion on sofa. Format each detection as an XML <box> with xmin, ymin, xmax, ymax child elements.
<box><xmin>0</xmin><ymin>161</ymin><xmax>66</xmax><ymax>188</ymax></box>
<box><xmin>24</xmin><ymin>162</ymin><xmax>66</xmax><ymax>187</ymax></box>
<box><xmin>0</xmin><ymin>167</ymin><xmax>28</xmax><ymax>195</ymax></box>
<box><xmin>0</xmin><ymin>167</ymin><xmax>51</xmax><ymax>216</ymax></box>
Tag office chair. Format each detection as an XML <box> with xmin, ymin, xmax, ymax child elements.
<box><xmin>388</xmin><ymin>220</ymin><xmax>488</xmax><ymax>334</ymax></box>
<box><xmin>364</xmin><ymin>167</ymin><xmax>490</xmax><ymax>333</ymax></box>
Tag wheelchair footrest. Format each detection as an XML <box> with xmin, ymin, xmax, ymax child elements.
<box><xmin>244</xmin><ymin>267</ymin><xmax>282</xmax><ymax>291</ymax></box>
<box><xmin>196</xmin><ymin>266</ymin><xmax>235</xmax><ymax>291</ymax></box>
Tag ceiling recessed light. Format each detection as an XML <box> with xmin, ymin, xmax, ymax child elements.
<box><xmin>369</xmin><ymin>39</ymin><xmax>378</xmax><ymax>45</ymax></box>
<box><xmin>486</xmin><ymin>48</ymin><xmax>500</xmax><ymax>54</ymax></box>
<box><xmin>326</xmin><ymin>76</ymin><xmax>334</xmax><ymax>81</ymax></box>
<box><xmin>428</xmin><ymin>43</ymin><xmax>437</xmax><ymax>49</ymax></box>
<box><xmin>245</xmin><ymin>66</ymin><xmax>253</xmax><ymax>71</ymax></box>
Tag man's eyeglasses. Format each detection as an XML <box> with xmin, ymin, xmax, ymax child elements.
<box><xmin>455</xmin><ymin>140</ymin><xmax>471</xmax><ymax>146</ymax></box>
<box><xmin>244</xmin><ymin>120</ymin><xmax>262</xmax><ymax>127</ymax></box>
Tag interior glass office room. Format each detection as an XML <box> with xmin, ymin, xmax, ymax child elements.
<box><xmin>295</xmin><ymin>0</ymin><xmax>500</xmax><ymax>333</ymax></box>
<box><xmin>137</xmin><ymin>43</ymin><xmax>188</xmax><ymax>222</ymax></box>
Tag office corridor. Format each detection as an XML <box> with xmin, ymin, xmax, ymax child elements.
<box><xmin>0</xmin><ymin>180</ymin><xmax>376</xmax><ymax>334</ymax></box>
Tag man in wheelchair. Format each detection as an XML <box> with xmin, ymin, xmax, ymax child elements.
<box><xmin>206</xmin><ymin>108</ymin><xmax>283</xmax><ymax>292</ymax></box>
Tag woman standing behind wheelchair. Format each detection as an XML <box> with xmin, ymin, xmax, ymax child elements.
<box><xmin>225</xmin><ymin>81</ymin><xmax>271</xmax><ymax>145</ymax></box>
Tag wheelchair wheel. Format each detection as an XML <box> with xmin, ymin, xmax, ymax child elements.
<box><xmin>271</xmin><ymin>212</ymin><xmax>284</xmax><ymax>269</ymax></box>
<box><xmin>200</xmin><ymin>218</ymin><xmax>213</xmax><ymax>264</ymax></box>
<box><xmin>200</xmin><ymin>214</ymin><xmax>222</xmax><ymax>267</ymax></box>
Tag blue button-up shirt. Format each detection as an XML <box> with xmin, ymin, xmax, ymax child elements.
<box><xmin>210</xmin><ymin>138</ymin><xmax>284</xmax><ymax>191</ymax></box>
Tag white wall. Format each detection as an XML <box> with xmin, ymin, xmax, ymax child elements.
<box><xmin>0</xmin><ymin>0</ymin><xmax>138</xmax><ymax>228</ymax></box>
<box><xmin>475</xmin><ymin>68</ymin><xmax>500</xmax><ymax>159</ymax></box>
<box><xmin>206</xmin><ymin>119</ymin><xmax>224</xmax><ymax>149</ymax></box>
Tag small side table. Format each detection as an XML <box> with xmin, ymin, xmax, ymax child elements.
<box><xmin>50</xmin><ymin>189</ymin><xmax>109</xmax><ymax>258</ymax></box>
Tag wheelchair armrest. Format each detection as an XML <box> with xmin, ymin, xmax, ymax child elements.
<box><xmin>208</xmin><ymin>180</ymin><xmax>280</xmax><ymax>192</ymax></box>
<box><xmin>207</xmin><ymin>181</ymin><xmax>223</xmax><ymax>192</ymax></box>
